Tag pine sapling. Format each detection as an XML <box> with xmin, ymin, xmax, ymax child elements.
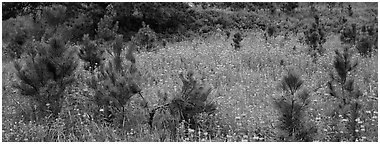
<box><xmin>327</xmin><ymin>46</ymin><xmax>362</xmax><ymax>141</ymax></box>
<box><xmin>78</xmin><ymin>34</ymin><xmax>105</xmax><ymax>72</ymax></box>
<box><xmin>13</xmin><ymin>36</ymin><xmax>78</xmax><ymax>121</ymax></box>
<box><xmin>149</xmin><ymin>70</ymin><xmax>217</xmax><ymax>141</ymax></box>
<box><xmin>274</xmin><ymin>70</ymin><xmax>316</xmax><ymax>142</ymax></box>
<box><xmin>88</xmin><ymin>34</ymin><xmax>143</xmax><ymax>126</ymax></box>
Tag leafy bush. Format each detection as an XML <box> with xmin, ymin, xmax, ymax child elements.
<box><xmin>356</xmin><ymin>36</ymin><xmax>373</xmax><ymax>57</ymax></box>
<box><xmin>273</xmin><ymin>70</ymin><xmax>316</xmax><ymax>142</ymax></box>
<box><xmin>232</xmin><ymin>32</ymin><xmax>243</xmax><ymax>50</ymax></box>
<box><xmin>96</xmin><ymin>4</ymin><xmax>119</xmax><ymax>42</ymax></box>
<box><xmin>13</xmin><ymin>36</ymin><xmax>78</xmax><ymax>121</ymax></box>
<box><xmin>2</xmin><ymin>15</ymin><xmax>35</xmax><ymax>59</ymax></box>
<box><xmin>340</xmin><ymin>23</ymin><xmax>357</xmax><ymax>45</ymax></box>
<box><xmin>132</xmin><ymin>22</ymin><xmax>158</xmax><ymax>52</ymax></box>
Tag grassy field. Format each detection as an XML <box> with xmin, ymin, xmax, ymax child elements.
<box><xmin>2</xmin><ymin>2</ymin><xmax>379</xmax><ymax>142</ymax></box>
<box><xmin>2</xmin><ymin>28</ymin><xmax>378</xmax><ymax>141</ymax></box>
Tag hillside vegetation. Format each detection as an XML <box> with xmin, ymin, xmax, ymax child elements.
<box><xmin>2</xmin><ymin>2</ymin><xmax>378</xmax><ymax>142</ymax></box>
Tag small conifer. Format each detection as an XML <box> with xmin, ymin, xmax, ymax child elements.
<box><xmin>78</xmin><ymin>34</ymin><xmax>105</xmax><ymax>72</ymax></box>
<box><xmin>13</xmin><ymin>36</ymin><xmax>78</xmax><ymax>121</ymax></box>
<box><xmin>274</xmin><ymin>70</ymin><xmax>316</xmax><ymax>142</ymax></box>
<box><xmin>327</xmin><ymin>46</ymin><xmax>362</xmax><ymax>141</ymax></box>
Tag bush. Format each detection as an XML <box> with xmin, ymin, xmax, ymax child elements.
<box><xmin>340</xmin><ymin>23</ymin><xmax>357</xmax><ymax>45</ymax></box>
<box><xmin>273</xmin><ymin>70</ymin><xmax>316</xmax><ymax>142</ymax></box>
<box><xmin>13</xmin><ymin>36</ymin><xmax>78</xmax><ymax>121</ymax></box>
<box><xmin>132</xmin><ymin>22</ymin><xmax>158</xmax><ymax>52</ymax></box>
<box><xmin>96</xmin><ymin>4</ymin><xmax>119</xmax><ymax>42</ymax></box>
<box><xmin>303</xmin><ymin>15</ymin><xmax>326</xmax><ymax>62</ymax></box>
<box><xmin>2</xmin><ymin>15</ymin><xmax>35</xmax><ymax>59</ymax></box>
<box><xmin>356</xmin><ymin>36</ymin><xmax>373</xmax><ymax>57</ymax></box>
<box><xmin>232</xmin><ymin>32</ymin><xmax>243</xmax><ymax>50</ymax></box>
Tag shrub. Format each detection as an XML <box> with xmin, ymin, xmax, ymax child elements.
<box><xmin>78</xmin><ymin>34</ymin><xmax>105</xmax><ymax>72</ymax></box>
<box><xmin>232</xmin><ymin>32</ymin><xmax>243</xmax><ymax>50</ymax></box>
<box><xmin>132</xmin><ymin>22</ymin><xmax>158</xmax><ymax>52</ymax></box>
<box><xmin>327</xmin><ymin>46</ymin><xmax>362</xmax><ymax>141</ymax></box>
<box><xmin>13</xmin><ymin>36</ymin><xmax>78</xmax><ymax>121</ymax></box>
<box><xmin>2</xmin><ymin>15</ymin><xmax>35</xmax><ymax>59</ymax></box>
<box><xmin>96</xmin><ymin>4</ymin><xmax>119</xmax><ymax>42</ymax></box>
<box><xmin>273</xmin><ymin>70</ymin><xmax>316</xmax><ymax>142</ymax></box>
<box><xmin>340</xmin><ymin>23</ymin><xmax>357</xmax><ymax>45</ymax></box>
<box><xmin>304</xmin><ymin>15</ymin><xmax>326</xmax><ymax>62</ymax></box>
<box><xmin>356</xmin><ymin>36</ymin><xmax>373</xmax><ymax>57</ymax></box>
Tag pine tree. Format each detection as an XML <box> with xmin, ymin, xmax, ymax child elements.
<box><xmin>78</xmin><ymin>34</ymin><xmax>105</xmax><ymax>72</ymax></box>
<box><xmin>88</xmin><ymin>34</ymin><xmax>143</xmax><ymax>125</ymax></box>
<box><xmin>273</xmin><ymin>70</ymin><xmax>316</xmax><ymax>142</ymax></box>
<box><xmin>13</xmin><ymin>36</ymin><xmax>78</xmax><ymax>121</ymax></box>
<box><xmin>149</xmin><ymin>70</ymin><xmax>217</xmax><ymax>141</ymax></box>
<box><xmin>327</xmin><ymin>46</ymin><xmax>362</xmax><ymax>141</ymax></box>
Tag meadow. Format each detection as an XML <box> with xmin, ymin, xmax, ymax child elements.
<box><xmin>2</xmin><ymin>2</ymin><xmax>378</xmax><ymax>142</ymax></box>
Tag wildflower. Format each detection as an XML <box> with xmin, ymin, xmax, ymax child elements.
<box><xmin>253</xmin><ymin>135</ymin><xmax>259</xmax><ymax>141</ymax></box>
<box><xmin>355</xmin><ymin>129</ymin><xmax>359</xmax><ymax>132</ymax></box>
<box><xmin>235</xmin><ymin>116</ymin><xmax>241</xmax><ymax>121</ymax></box>
<box><xmin>241</xmin><ymin>113</ymin><xmax>247</xmax><ymax>118</ymax></box>
<box><xmin>361</xmin><ymin>136</ymin><xmax>366</xmax><ymax>139</ymax></box>
<box><xmin>99</xmin><ymin>109</ymin><xmax>104</xmax><ymax>112</ymax></box>
<box><xmin>188</xmin><ymin>128</ymin><xmax>195</xmax><ymax>133</ymax></box>
<box><xmin>341</xmin><ymin>119</ymin><xmax>348</xmax><ymax>122</ymax></box>
<box><xmin>203</xmin><ymin>132</ymin><xmax>208</xmax><ymax>136</ymax></box>
<box><xmin>259</xmin><ymin>137</ymin><xmax>264</xmax><ymax>141</ymax></box>
<box><xmin>360</xmin><ymin>128</ymin><xmax>365</xmax><ymax>131</ymax></box>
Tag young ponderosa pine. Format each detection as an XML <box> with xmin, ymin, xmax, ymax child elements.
<box><xmin>327</xmin><ymin>46</ymin><xmax>361</xmax><ymax>141</ymax></box>
<box><xmin>149</xmin><ymin>70</ymin><xmax>217</xmax><ymax>141</ymax></box>
<box><xmin>88</xmin><ymin>34</ymin><xmax>143</xmax><ymax>125</ymax></box>
<box><xmin>13</xmin><ymin>36</ymin><xmax>78</xmax><ymax>121</ymax></box>
<box><xmin>78</xmin><ymin>34</ymin><xmax>105</xmax><ymax>72</ymax></box>
<box><xmin>274</xmin><ymin>70</ymin><xmax>316</xmax><ymax>142</ymax></box>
